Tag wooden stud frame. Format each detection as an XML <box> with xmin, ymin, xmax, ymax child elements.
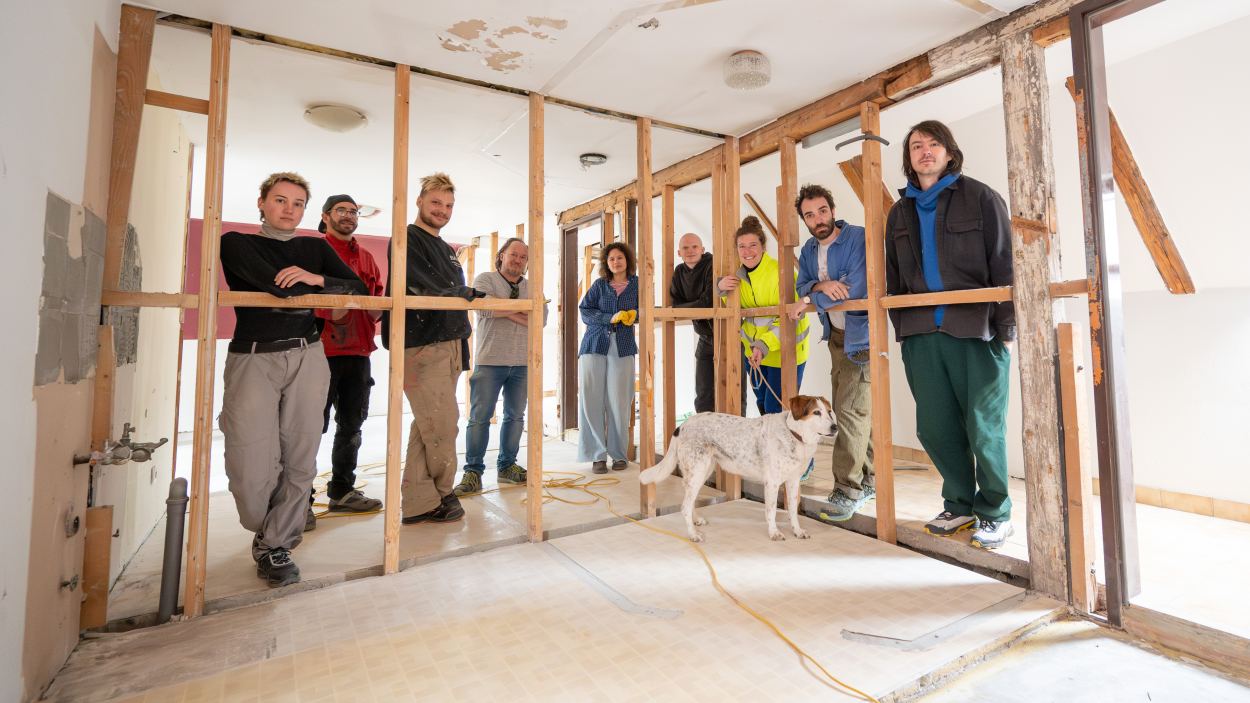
<box><xmin>98</xmin><ymin>14</ymin><xmax>552</xmax><ymax>616</ymax></box>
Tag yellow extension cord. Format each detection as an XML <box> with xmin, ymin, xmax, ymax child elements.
<box><xmin>310</xmin><ymin>461</ymin><xmax>879</xmax><ymax>702</ymax></box>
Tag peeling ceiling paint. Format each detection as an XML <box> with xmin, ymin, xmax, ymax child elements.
<box><xmin>437</xmin><ymin>16</ymin><xmax>567</xmax><ymax>73</ymax></box>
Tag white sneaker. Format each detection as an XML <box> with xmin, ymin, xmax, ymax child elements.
<box><xmin>924</xmin><ymin>510</ymin><xmax>977</xmax><ymax>536</ymax></box>
<box><xmin>970</xmin><ymin>519</ymin><xmax>1013</xmax><ymax>549</ymax></box>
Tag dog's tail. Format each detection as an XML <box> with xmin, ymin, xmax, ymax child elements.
<box><xmin>639</xmin><ymin>428</ymin><xmax>681</xmax><ymax>485</ymax></box>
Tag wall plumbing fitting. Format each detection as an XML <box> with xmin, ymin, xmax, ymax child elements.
<box><xmin>73</xmin><ymin>422</ymin><xmax>169</xmax><ymax>466</ymax></box>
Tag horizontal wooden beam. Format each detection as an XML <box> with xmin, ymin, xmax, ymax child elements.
<box><xmin>101</xmin><ymin>290</ymin><xmax>199</xmax><ymax>308</ymax></box>
<box><xmin>557</xmin><ymin>0</ymin><xmax>1079</xmax><ymax>225</ymax></box>
<box><xmin>156</xmin><ymin>14</ymin><xmax>723</xmax><ymax>141</ymax></box>
<box><xmin>144</xmin><ymin>89</ymin><xmax>209</xmax><ymax>114</ymax></box>
<box><xmin>1032</xmin><ymin>15</ymin><xmax>1070</xmax><ymax>48</ymax></box>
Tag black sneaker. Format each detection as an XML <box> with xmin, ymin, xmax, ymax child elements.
<box><xmin>304</xmin><ymin>506</ymin><xmax>317</xmax><ymax>532</ymax></box>
<box><xmin>592</xmin><ymin>461</ymin><xmax>608</xmax><ymax>474</ymax></box>
<box><xmin>402</xmin><ymin>494</ymin><xmax>465</xmax><ymax>524</ymax></box>
<box><xmin>256</xmin><ymin>548</ymin><xmax>300</xmax><ymax>587</ymax></box>
<box><xmin>611</xmin><ymin>460</ymin><xmax>628</xmax><ymax>471</ymax></box>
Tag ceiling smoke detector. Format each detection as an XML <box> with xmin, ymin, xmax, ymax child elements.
<box><xmin>724</xmin><ymin>50</ymin><xmax>771</xmax><ymax>90</ymax></box>
<box><xmin>303</xmin><ymin>104</ymin><xmax>368</xmax><ymax>132</ymax></box>
<box><xmin>579</xmin><ymin>152</ymin><xmax>608</xmax><ymax>170</ymax></box>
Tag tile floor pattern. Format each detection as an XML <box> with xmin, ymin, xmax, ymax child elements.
<box><xmin>108</xmin><ymin>435</ymin><xmax>721</xmax><ymax>623</ymax></box>
<box><xmin>49</xmin><ymin>501</ymin><xmax>1060</xmax><ymax>702</ymax></box>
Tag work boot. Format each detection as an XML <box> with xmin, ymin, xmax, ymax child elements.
<box><xmin>402</xmin><ymin>494</ymin><xmax>465</xmax><ymax>524</ymax></box>
<box><xmin>611</xmin><ymin>459</ymin><xmax>628</xmax><ymax>471</ymax></box>
<box><xmin>256</xmin><ymin>548</ymin><xmax>300</xmax><ymax>588</ymax></box>
<box><xmin>923</xmin><ymin>510</ymin><xmax>977</xmax><ymax>537</ymax></box>
<box><xmin>970</xmin><ymin>519</ymin><xmax>1014</xmax><ymax>550</ymax></box>
<box><xmin>327</xmin><ymin>490</ymin><xmax>382</xmax><ymax>513</ymax></box>
<box><xmin>498</xmin><ymin>464</ymin><xmax>527</xmax><ymax>484</ymax></box>
<box><xmin>453</xmin><ymin>471</ymin><xmax>483</xmax><ymax>497</ymax></box>
<box><xmin>304</xmin><ymin>506</ymin><xmax>317</xmax><ymax>532</ymax></box>
<box><xmin>592</xmin><ymin>461</ymin><xmax>608</xmax><ymax>474</ymax></box>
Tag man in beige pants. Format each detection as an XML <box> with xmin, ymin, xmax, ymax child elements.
<box><xmin>382</xmin><ymin>173</ymin><xmax>485</xmax><ymax>523</ymax></box>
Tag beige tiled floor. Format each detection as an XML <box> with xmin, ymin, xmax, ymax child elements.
<box><xmin>108</xmin><ymin>436</ymin><xmax>721</xmax><ymax>623</ymax></box>
<box><xmin>49</xmin><ymin>500</ymin><xmax>1060</xmax><ymax>703</ymax></box>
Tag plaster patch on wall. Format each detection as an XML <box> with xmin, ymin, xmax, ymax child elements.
<box><xmin>447</xmin><ymin>19</ymin><xmax>487</xmax><ymax>41</ymax></box>
<box><xmin>526</xmin><ymin>16</ymin><xmax>568</xmax><ymax>30</ymax></box>
<box><xmin>35</xmin><ymin>192</ymin><xmax>106</xmax><ymax>385</ymax></box>
<box><xmin>437</xmin><ymin>16</ymin><xmax>566</xmax><ymax>73</ymax></box>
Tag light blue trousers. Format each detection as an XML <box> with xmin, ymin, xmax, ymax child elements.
<box><xmin>577</xmin><ymin>336</ymin><xmax>635</xmax><ymax>462</ymax></box>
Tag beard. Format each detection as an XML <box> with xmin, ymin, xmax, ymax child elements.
<box><xmin>419</xmin><ymin>211</ymin><xmax>448</xmax><ymax>231</ymax></box>
<box><xmin>809</xmin><ymin>221</ymin><xmax>834</xmax><ymax>241</ymax></box>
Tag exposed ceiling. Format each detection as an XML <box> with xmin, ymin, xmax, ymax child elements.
<box><xmin>142</xmin><ymin>0</ymin><xmax>1044</xmax><ymax>241</ymax></box>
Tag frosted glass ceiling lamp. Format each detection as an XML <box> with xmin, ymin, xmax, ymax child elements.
<box><xmin>724</xmin><ymin>50</ymin><xmax>771</xmax><ymax>90</ymax></box>
<box><xmin>303</xmin><ymin>104</ymin><xmax>368</xmax><ymax>132</ymax></box>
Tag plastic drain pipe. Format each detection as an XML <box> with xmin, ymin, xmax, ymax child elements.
<box><xmin>158</xmin><ymin>477</ymin><xmax>189</xmax><ymax>624</ymax></box>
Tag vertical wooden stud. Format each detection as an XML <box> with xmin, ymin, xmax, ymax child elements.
<box><xmin>1058</xmin><ymin>323</ymin><xmax>1095</xmax><ymax>612</ymax></box>
<box><xmin>383</xmin><ymin>65</ymin><xmax>410</xmax><ymax>574</ymax></box>
<box><xmin>103</xmin><ymin>5</ymin><xmax>155</xmax><ymax>289</ymax></box>
<box><xmin>78</xmin><ymin>505</ymin><xmax>114</xmax><ymax>629</ymax></box>
<box><xmin>661</xmin><ymin>185</ymin><xmax>677</xmax><ymax>449</ymax></box>
<box><xmin>526</xmin><ymin>92</ymin><xmax>546</xmax><ymax>541</ymax></box>
<box><xmin>1002</xmin><ymin>32</ymin><xmax>1067</xmax><ymax>600</ymax></box>
<box><xmin>777</xmin><ymin>138</ymin><xmax>799</xmax><ymax>403</ymax></box>
<box><xmin>722</xmin><ymin>136</ymin><xmax>742</xmax><ymax>500</ymax></box>
<box><xmin>636</xmin><ymin>118</ymin><xmax>658</xmax><ymax>516</ymax></box>
<box><xmin>860</xmin><ymin>102</ymin><xmax>896</xmax><ymax>544</ymax></box>
<box><xmin>183</xmin><ymin>22</ymin><xmax>231</xmax><ymax>617</ymax></box>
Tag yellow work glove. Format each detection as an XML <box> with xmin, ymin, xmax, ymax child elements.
<box><xmin>620</xmin><ymin>309</ymin><xmax>637</xmax><ymax>326</ymax></box>
<box><xmin>610</xmin><ymin>311</ymin><xmax>626</xmax><ymax>324</ymax></box>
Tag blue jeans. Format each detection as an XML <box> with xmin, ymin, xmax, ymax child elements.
<box><xmin>748</xmin><ymin>361</ymin><xmax>806</xmax><ymax>415</ymax></box>
<box><xmin>463</xmin><ymin>365</ymin><xmax>527</xmax><ymax>474</ymax></box>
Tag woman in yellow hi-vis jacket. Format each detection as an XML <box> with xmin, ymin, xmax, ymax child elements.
<box><xmin>717</xmin><ymin>215</ymin><xmax>811</xmax><ymax>416</ymax></box>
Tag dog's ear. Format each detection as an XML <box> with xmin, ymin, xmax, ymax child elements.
<box><xmin>787</xmin><ymin>395</ymin><xmax>818</xmax><ymax>419</ymax></box>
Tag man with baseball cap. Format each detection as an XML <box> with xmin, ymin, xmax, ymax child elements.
<box><xmin>307</xmin><ymin>194</ymin><xmax>384</xmax><ymax>529</ymax></box>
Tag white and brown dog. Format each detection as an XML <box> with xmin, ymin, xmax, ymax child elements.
<box><xmin>640</xmin><ymin>396</ymin><xmax>836</xmax><ymax>542</ymax></box>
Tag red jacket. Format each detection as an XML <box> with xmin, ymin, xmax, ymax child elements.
<box><xmin>316</xmin><ymin>235</ymin><xmax>384</xmax><ymax>356</ymax></box>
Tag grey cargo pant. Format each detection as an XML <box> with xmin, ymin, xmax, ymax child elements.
<box><xmin>220</xmin><ymin>342</ymin><xmax>330</xmax><ymax>561</ymax></box>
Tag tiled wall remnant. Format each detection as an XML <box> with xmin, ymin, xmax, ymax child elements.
<box><xmin>112</xmin><ymin>224</ymin><xmax>142</xmax><ymax>365</ymax></box>
<box><xmin>35</xmin><ymin>191</ymin><xmax>111</xmax><ymax>385</ymax></box>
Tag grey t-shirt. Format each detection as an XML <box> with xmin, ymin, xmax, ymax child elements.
<box><xmin>473</xmin><ymin>271</ymin><xmax>548</xmax><ymax>366</ymax></box>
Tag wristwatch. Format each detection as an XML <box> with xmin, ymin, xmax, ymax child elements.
<box><xmin>802</xmin><ymin>295</ymin><xmax>811</xmax><ymax>305</ymax></box>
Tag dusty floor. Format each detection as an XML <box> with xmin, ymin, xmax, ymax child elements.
<box><xmin>915</xmin><ymin>618</ymin><xmax>1250</xmax><ymax>702</ymax></box>
<box><xmin>47</xmin><ymin>500</ymin><xmax>1062</xmax><ymax>702</ymax></box>
<box><xmin>107</xmin><ymin>425</ymin><xmax>721</xmax><ymax>623</ymax></box>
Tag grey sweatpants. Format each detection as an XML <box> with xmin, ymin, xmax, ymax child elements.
<box><xmin>577</xmin><ymin>336</ymin><xmax>635</xmax><ymax>463</ymax></box>
<box><xmin>219</xmin><ymin>342</ymin><xmax>330</xmax><ymax>561</ymax></box>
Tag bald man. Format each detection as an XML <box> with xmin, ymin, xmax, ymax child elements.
<box><xmin>669</xmin><ymin>233</ymin><xmax>715</xmax><ymax>413</ymax></box>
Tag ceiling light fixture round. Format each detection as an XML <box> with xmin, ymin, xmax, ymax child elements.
<box><xmin>356</xmin><ymin>204</ymin><xmax>381</xmax><ymax>218</ymax></box>
<box><xmin>579</xmin><ymin>152</ymin><xmax>608</xmax><ymax>169</ymax></box>
<box><xmin>303</xmin><ymin>104</ymin><xmax>369</xmax><ymax>133</ymax></box>
<box><xmin>724</xmin><ymin>50</ymin><xmax>771</xmax><ymax>90</ymax></box>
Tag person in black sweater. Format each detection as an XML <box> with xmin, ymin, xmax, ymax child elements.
<box><xmin>217</xmin><ymin>172</ymin><xmax>366</xmax><ymax>588</ymax></box>
<box><xmin>381</xmin><ymin>172</ymin><xmax>484</xmax><ymax>524</ymax></box>
<box><xmin>669</xmin><ymin>233</ymin><xmax>715</xmax><ymax>413</ymax></box>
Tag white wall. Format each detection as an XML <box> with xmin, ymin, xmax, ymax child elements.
<box><xmin>0</xmin><ymin>1</ymin><xmax>120</xmax><ymax>699</ymax></box>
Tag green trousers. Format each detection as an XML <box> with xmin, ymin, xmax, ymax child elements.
<box><xmin>901</xmin><ymin>332</ymin><xmax>1012</xmax><ymax>521</ymax></box>
<box><xmin>827</xmin><ymin>328</ymin><xmax>874</xmax><ymax>499</ymax></box>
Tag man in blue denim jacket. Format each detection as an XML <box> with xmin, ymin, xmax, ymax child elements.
<box><xmin>788</xmin><ymin>184</ymin><xmax>874</xmax><ymax>521</ymax></box>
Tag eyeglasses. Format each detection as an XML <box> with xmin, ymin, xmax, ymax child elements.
<box><xmin>332</xmin><ymin>207</ymin><xmax>359</xmax><ymax>217</ymax></box>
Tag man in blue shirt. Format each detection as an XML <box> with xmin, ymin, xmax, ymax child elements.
<box><xmin>788</xmin><ymin>184</ymin><xmax>873</xmax><ymax>521</ymax></box>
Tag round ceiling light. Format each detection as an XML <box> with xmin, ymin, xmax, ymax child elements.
<box><xmin>724</xmin><ymin>50</ymin><xmax>771</xmax><ymax>90</ymax></box>
<box><xmin>579</xmin><ymin>152</ymin><xmax>608</xmax><ymax>170</ymax></box>
<box><xmin>303</xmin><ymin>104</ymin><xmax>368</xmax><ymax>132</ymax></box>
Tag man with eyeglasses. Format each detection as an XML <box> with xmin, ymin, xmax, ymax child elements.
<box><xmin>307</xmin><ymin>194</ymin><xmax>384</xmax><ymax>529</ymax></box>
<box><xmin>453</xmin><ymin>237</ymin><xmax>548</xmax><ymax>496</ymax></box>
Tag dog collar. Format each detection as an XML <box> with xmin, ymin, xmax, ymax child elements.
<box><xmin>790</xmin><ymin>429</ymin><xmax>803</xmax><ymax>443</ymax></box>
